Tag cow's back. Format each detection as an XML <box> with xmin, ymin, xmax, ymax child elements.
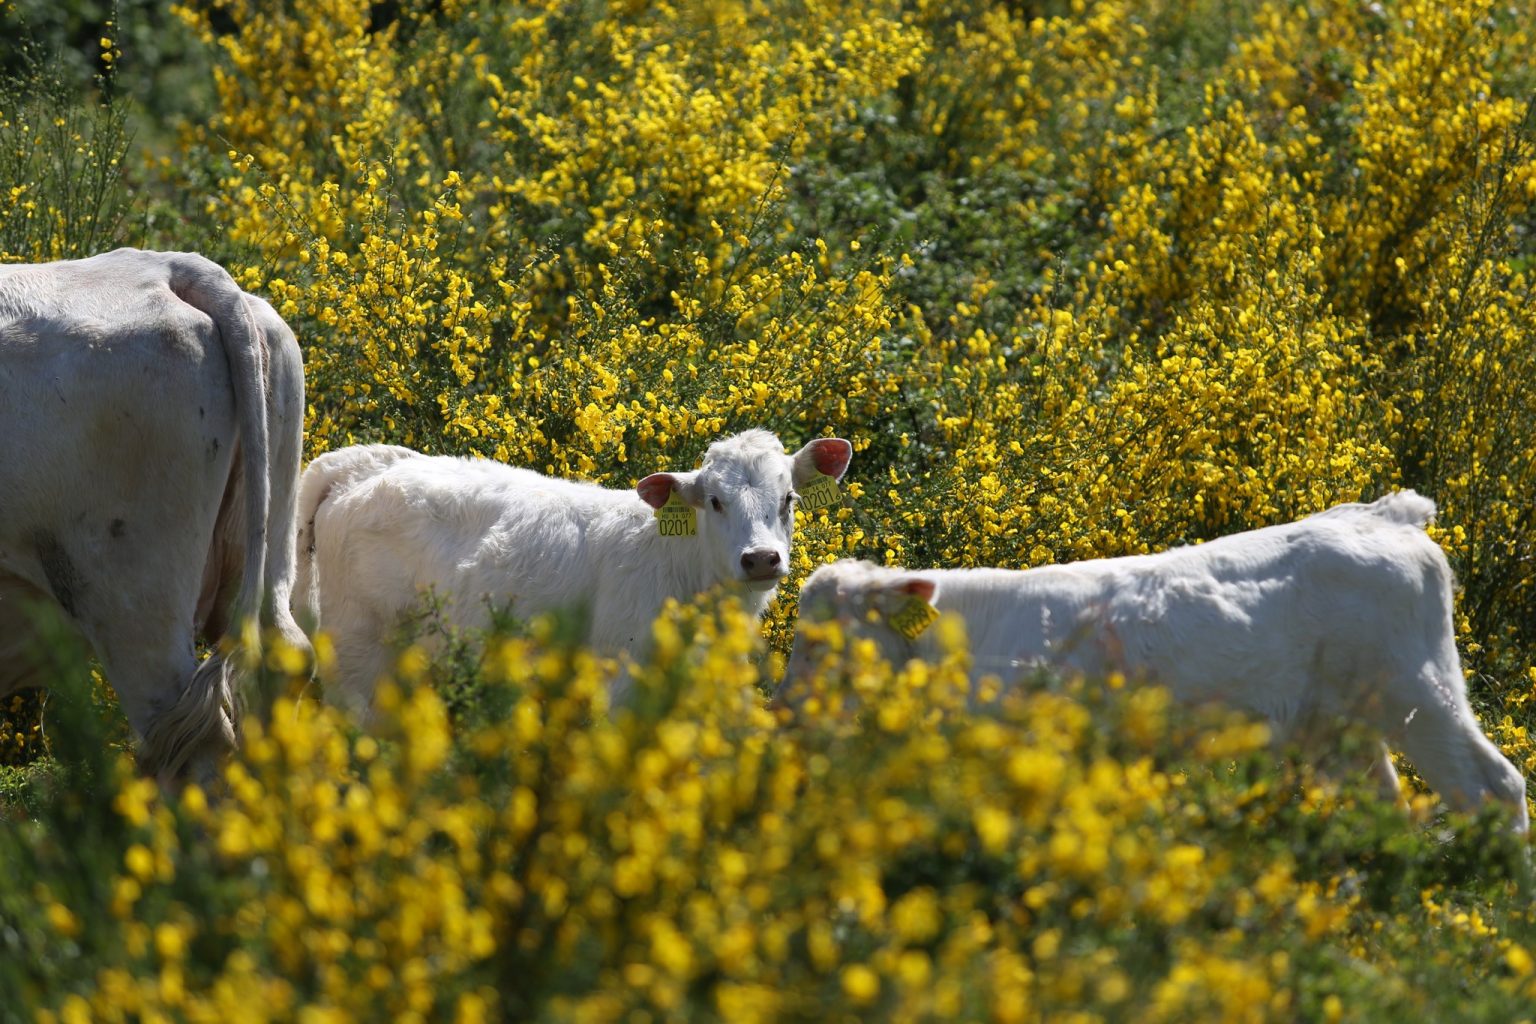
<box><xmin>1094</xmin><ymin>505</ymin><xmax>1453</xmax><ymax>722</ymax></box>
<box><xmin>314</xmin><ymin>454</ymin><xmax>626</xmax><ymax>627</ymax></box>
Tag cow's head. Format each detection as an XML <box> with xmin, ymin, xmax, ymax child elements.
<box><xmin>637</xmin><ymin>428</ymin><xmax>852</xmax><ymax>595</ymax></box>
<box><xmin>777</xmin><ymin>559</ymin><xmax>938</xmax><ymax>709</ymax></box>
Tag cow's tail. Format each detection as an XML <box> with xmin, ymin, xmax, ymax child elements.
<box><xmin>293</xmin><ymin>452</ymin><xmax>344</xmax><ymax>631</ymax></box>
<box><xmin>1312</xmin><ymin>490</ymin><xmax>1437</xmax><ymax>530</ymax></box>
<box><xmin>1363</xmin><ymin>490</ymin><xmax>1437</xmax><ymax>529</ymax></box>
<box><xmin>140</xmin><ymin>253</ymin><xmax>274</xmax><ymax>783</ymax></box>
<box><xmin>294</xmin><ymin>444</ymin><xmax>420</xmax><ymax>630</ymax></box>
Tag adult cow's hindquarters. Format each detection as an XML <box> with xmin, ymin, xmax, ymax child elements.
<box><xmin>0</xmin><ymin>248</ymin><xmax>311</xmax><ymax>785</ymax></box>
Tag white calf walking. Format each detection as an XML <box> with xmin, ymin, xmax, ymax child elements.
<box><xmin>781</xmin><ymin>493</ymin><xmax>1528</xmax><ymax>832</ymax></box>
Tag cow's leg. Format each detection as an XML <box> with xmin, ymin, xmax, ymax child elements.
<box><xmin>1270</xmin><ymin>709</ymin><xmax>1404</xmax><ymax>808</ymax></box>
<box><xmin>1366</xmin><ymin>742</ymin><xmax>1405</xmax><ymax>807</ymax></box>
<box><xmin>1389</xmin><ymin>692</ymin><xmax>1528</xmax><ymax>833</ymax></box>
<box><xmin>325</xmin><ymin>620</ymin><xmax>397</xmax><ymax>723</ymax></box>
<box><xmin>1362</xmin><ymin>658</ymin><xmax>1529</xmax><ymax>834</ymax></box>
<box><xmin>1</xmin><ymin>571</ymin><xmax>231</xmax><ymax>785</ymax></box>
<box><xmin>1320</xmin><ymin>729</ymin><xmax>1406</xmax><ymax>807</ymax></box>
<box><xmin>70</xmin><ymin>492</ymin><xmax>236</xmax><ymax>786</ymax></box>
<box><xmin>88</xmin><ymin>599</ymin><xmax>234</xmax><ymax>787</ymax></box>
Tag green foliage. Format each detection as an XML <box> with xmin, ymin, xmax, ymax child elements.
<box><xmin>0</xmin><ymin>47</ymin><xmax>134</xmax><ymax>260</ymax></box>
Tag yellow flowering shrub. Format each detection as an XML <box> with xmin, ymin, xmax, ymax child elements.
<box><xmin>3</xmin><ymin>610</ymin><xmax>1533</xmax><ymax>1020</ymax></box>
<box><xmin>170</xmin><ymin>0</ymin><xmax>918</xmax><ymax>468</ymax></box>
<box><xmin>5</xmin><ymin>0</ymin><xmax>1536</xmax><ymax>1018</ymax></box>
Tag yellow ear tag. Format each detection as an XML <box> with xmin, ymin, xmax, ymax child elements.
<box><xmin>654</xmin><ymin>492</ymin><xmax>697</xmax><ymax>537</ymax></box>
<box><xmin>887</xmin><ymin>595</ymin><xmax>939</xmax><ymax>640</ymax></box>
<box><xmin>798</xmin><ymin>472</ymin><xmax>841</xmax><ymax>512</ymax></box>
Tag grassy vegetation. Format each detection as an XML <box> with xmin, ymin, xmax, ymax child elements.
<box><xmin>3</xmin><ymin>0</ymin><xmax>1536</xmax><ymax>1019</ymax></box>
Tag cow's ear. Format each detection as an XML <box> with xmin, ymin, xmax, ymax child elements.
<box><xmin>637</xmin><ymin>471</ymin><xmax>700</xmax><ymax>509</ymax></box>
<box><xmin>793</xmin><ymin>436</ymin><xmax>853</xmax><ymax>484</ymax></box>
<box><xmin>890</xmin><ymin>576</ymin><xmax>937</xmax><ymax>605</ymax></box>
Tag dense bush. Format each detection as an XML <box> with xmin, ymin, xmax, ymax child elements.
<box><xmin>4</xmin><ymin>612</ymin><xmax>1534</xmax><ymax>1021</ymax></box>
<box><xmin>3</xmin><ymin>0</ymin><xmax>1536</xmax><ymax>1018</ymax></box>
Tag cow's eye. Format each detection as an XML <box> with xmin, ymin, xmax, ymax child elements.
<box><xmin>783</xmin><ymin>492</ymin><xmax>797</xmax><ymax>514</ymax></box>
<box><xmin>710</xmin><ymin>496</ymin><xmax>724</xmax><ymax>513</ymax></box>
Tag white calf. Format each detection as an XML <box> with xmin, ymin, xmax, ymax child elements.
<box><xmin>297</xmin><ymin>429</ymin><xmax>852</xmax><ymax>714</ymax></box>
<box><xmin>0</xmin><ymin>248</ymin><xmax>311</xmax><ymax>784</ymax></box>
<box><xmin>781</xmin><ymin>493</ymin><xmax>1528</xmax><ymax>832</ymax></box>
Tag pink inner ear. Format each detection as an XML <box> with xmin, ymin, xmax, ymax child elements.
<box><xmin>896</xmin><ymin>577</ymin><xmax>937</xmax><ymax>603</ymax></box>
<box><xmin>809</xmin><ymin>438</ymin><xmax>853</xmax><ymax>480</ymax></box>
<box><xmin>636</xmin><ymin>473</ymin><xmax>677</xmax><ymax>509</ymax></box>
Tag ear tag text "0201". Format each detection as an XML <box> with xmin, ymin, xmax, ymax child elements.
<box><xmin>655</xmin><ymin>492</ymin><xmax>697</xmax><ymax>537</ymax></box>
<box><xmin>798</xmin><ymin>473</ymin><xmax>841</xmax><ymax>512</ymax></box>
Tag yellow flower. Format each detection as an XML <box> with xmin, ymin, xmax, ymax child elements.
<box><xmin>840</xmin><ymin>964</ymin><xmax>880</xmax><ymax>1005</ymax></box>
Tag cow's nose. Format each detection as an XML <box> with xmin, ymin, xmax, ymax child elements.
<box><xmin>741</xmin><ymin>549</ymin><xmax>783</xmax><ymax>578</ymax></box>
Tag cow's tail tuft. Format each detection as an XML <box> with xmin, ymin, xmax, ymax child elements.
<box><xmin>140</xmin><ymin>644</ymin><xmax>241</xmax><ymax>787</ymax></box>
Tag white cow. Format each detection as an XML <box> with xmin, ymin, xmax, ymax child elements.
<box><xmin>296</xmin><ymin>428</ymin><xmax>852</xmax><ymax>715</ymax></box>
<box><xmin>780</xmin><ymin>493</ymin><xmax>1529</xmax><ymax>832</ymax></box>
<box><xmin>0</xmin><ymin>248</ymin><xmax>311</xmax><ymax>783</ymax></box>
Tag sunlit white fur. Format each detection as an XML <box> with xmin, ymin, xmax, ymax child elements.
<box><xmin>782</xmin><ymin>493</ymin><xmax>1528</xmax><ymax>832</ymax></box>
<box><xmin>297</xmin><ymin>428</ymin><xmax>851</xmax><ymax>715</ymax></box>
